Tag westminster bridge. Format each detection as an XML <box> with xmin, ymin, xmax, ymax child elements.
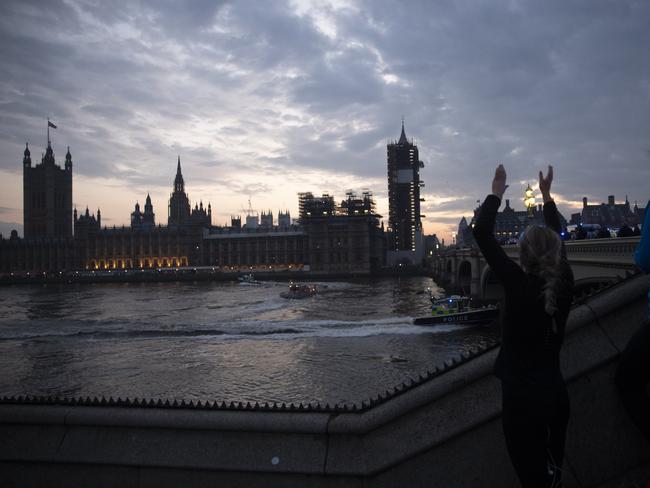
<box><xmin>431</xmin><ymin>236</ymin><xmax>642</xmax><ymax>299</ymax></box>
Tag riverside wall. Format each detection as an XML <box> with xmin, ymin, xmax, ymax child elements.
<box><xmin>1</xmin><ymin>274</ymin><xmax>649</xmax><ymax>487</ymax></box>
<box><xmin>0</xmin><ymin>266</ymin><xmax>431</xmax><ymax>286</ymax></box>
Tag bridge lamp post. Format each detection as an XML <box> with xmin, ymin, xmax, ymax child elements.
<box><xmin>524</xmin><ymin>184</ymin><xmax>536</xmax><ymax>217</ymax></box>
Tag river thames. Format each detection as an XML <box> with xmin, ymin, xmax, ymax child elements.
<box><xmin>0</xmin><ymin>277</ymin><xmax>498</xmax><ymax>405</ymax></box>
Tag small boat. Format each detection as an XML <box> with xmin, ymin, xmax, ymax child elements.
<box><xmin>414</xmin><ymin>292</ymin><xmax>499</xmax><ymax>326</ymax></box>
<box><xmin>280</xmin><ymin>282</ymin><xmax>317</xmax><ymax>299</ymax></box>
<box><xmin>238</xmin><ymin>273</ymin><xmax>262</xmax><ymax>285</ymax></box>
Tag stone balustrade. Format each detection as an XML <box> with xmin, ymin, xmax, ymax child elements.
<box><xmin>433</xmin><ymin>236</ymin><xmax>641</xmax><ymax>298</ymax></box>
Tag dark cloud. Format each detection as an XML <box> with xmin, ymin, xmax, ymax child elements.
<box><xmin>0</xmin><ymin>0</ymin><xmax>648</xmax><ymax>240</ymax></box>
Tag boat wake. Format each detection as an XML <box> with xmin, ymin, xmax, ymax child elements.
<box><xmin>0</xmin><ymin>316</ymin><xmax>464</xmax><ymax>342</ymax></box>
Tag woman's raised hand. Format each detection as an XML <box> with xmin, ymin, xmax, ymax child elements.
<box><xmin>492</xmin><ymin>164</ymin><xmax>508</xmax><ymax>199</ymax></box>
<box><xmin>539</xmin><ymin>165</ymin><xmax>554</xmax><ymax>202</ymax></box>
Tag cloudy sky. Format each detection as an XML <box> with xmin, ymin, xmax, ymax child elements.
<box><xmin>1</xmin><ymin>0</ymin><xmax>649</xmax><ymax>241</ymax></box>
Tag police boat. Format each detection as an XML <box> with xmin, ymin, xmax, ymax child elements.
<box><xmin>413</xmin><ymin>292</ymin><xmax>499</xmax><ymax>326</ymax></box>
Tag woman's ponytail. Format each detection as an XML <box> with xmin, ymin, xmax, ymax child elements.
<box><xmin>520</xmin><ymin>225</ymin><xmax>563</xmax><ymax>318</ymax></box>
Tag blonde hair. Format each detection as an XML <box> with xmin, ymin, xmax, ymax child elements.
<box><xmin>519</xmin><ymin>225</ymin><xmax>563</xmax><ymax>316</ymax></box>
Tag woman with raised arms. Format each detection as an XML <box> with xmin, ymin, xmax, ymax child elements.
<box><xmin>473</xmin><ymin>165</ymin><xmax>574</xmax><ymax>487</ymax></box>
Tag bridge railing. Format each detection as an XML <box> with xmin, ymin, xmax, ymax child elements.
<box><xmin>434</xmin><ymin>236</ymin><xmax>641</xmax><ymax>297</ymax></box>
<box><xmin>565</xmin><ymin>236</ymin><xmax>640</xmax><ymax>263</ymax></box>
<box><xmin>442</xmin><ymin>236</ymin><xmax>640</xmax><ymax>260</ymax></box>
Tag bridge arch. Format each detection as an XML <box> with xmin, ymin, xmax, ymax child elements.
<box><xmin>434</xmin><ymin>236</ymin><xmax>639</xmax><ymax>300</ymax></box>
<box><xmin>457</xmin><ymin>260</ymin><xmax>472</xmax><ymax>295</ymax></box>
<box><xmin>480</xmin><ymin>265</ymin><xmax>505</xmax><ymax>300</ymax></box>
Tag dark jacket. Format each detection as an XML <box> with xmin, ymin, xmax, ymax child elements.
<box><xmin>473</xmin><ymin>195</ymin><xmax>574</xmax><ymax>391</ymax></box>
<box><xmin>618</xmin><ymin>224</ymin><xmax>634</xmax><ymax>238</ymax></box>
<box><xmin>634</xmin><ymin>200</ymin><xmax>650</xmax><ymax>273</ymax></box>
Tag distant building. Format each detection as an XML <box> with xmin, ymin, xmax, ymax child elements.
<box><xmin>456</xmin><ymin>217</ymin><xmax>470</xmax><ymax>247</ymax></box>
<box><xmin>463</xmin><ymin>198</ymin><xmax>568</xmax><ymax>246</ymax></box>
<box><xmin>386</xmin><ymin>122</ymin><xmax>425</xmax><ymax>265</ymax></box>
<box><xmin>200</xmin><ymin>192</ymin><xmax>384</xmax><ymax>274</ymax></box>
<box><xmin>74</xmin><ymin>224</ymin><xmax>194</xmax><ymax>270</ymax></box>
<box><xmin>1</xmin><ymin>142</ymin><xmax>385</xmax><ymax>275</ymax></box>
<box><xmin>202</xmin><ymin>226</ymin><xmax>306</xmax><ymax>270</ymax></box>
<box><xmin>424</xmin><ymin>234</ymin><xmax>441</xmax><ymax>259</ymax></box>
<box><xmin>23</xmin><ymin>141</ymin><xmax>73</xmax><ymax>239</ymax></box>
<box><xmin>278</xmin><ymin>211</ymin><xmax>291</xmax><ymax>230</ymax></box>
<box><xmin>74</xmin><ymin>207</ymin><xmax>101</xmax><ymax>237</ymax></box>
<box><xmin>244</xmin><ymin>214</ymin><xmax>258</xmax><ymax>229</ymax></box>
<box><xmin>491</xmin><ymin>198</ymin><xmax>530</xmax><ymax>242</ymax></box>
<box><xmin>299</xmin><ymin>191</ymin><xmax>385</xmax><ymax>273</ymax></box>
<box><xmin>298</xmin><ymin>192</ymin><xmax>335</xmax><ymax>220</ymax></box>
<box><xmin>131</xmin><ymin>194</ymin><xmax>155</xmax><ymax>231</ymax></box>
<box><xmin>167</xmin><ymin>156</ymin><xmax>211</xmax><ymax>229</ymax></box>
<box><xmin>570</xmin><ymin>195</ymin><xmax>645</xmax><ymax>229</ymax></box>
<box><xmin>189</xmin><ymin>201</ymin><xmax>211</xmax><ymax>228</ymax></box>
<box><xmin>230</xmin><ymin>216</ymin><xmax>241</xmax><ymax>231</ymax></box>
<box><xmin>72</xmin><ymin>169</ymin><xmax>200</xmax><ymax>269</ymax></box>
<box><xmin>168</xmin><ymin>156</ymin><xmax>191</xmax><ymax>227</ymax></box>
<box><xmin>260</xmin><ymin>210</ymin><xmax>273</xmax><ymax>229</ymax></box>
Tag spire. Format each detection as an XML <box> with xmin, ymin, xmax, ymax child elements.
<box><xmin>65</xmin><ymin>146</ymin><xmax>72</xmax><ymax>170</ymax></box>
<box><xmin>43</xmin><ymin>140</ymin><xmax>55</xmax><ymax>165</ymax></box>
<box><xmin>23</xmin><ymin>142</ymin><xmax>32</xmax><ymax>167</ymax></box>
<box><xmin>173</xmin><ymin>156</ymin><xmax>185</xmax><ymax>193</ymax></box>
<box><xmin>146</xmin><ymin>193</ymin><xmax>152</xmax><ymax>204</ymax></box>
<box><xmin>398</xmin><ymin>120</ymin><xmax>408</xmax><ymax>145</ymax></box>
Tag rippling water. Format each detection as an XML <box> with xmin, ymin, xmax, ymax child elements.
<box><xmin>0</xmin><ymin>277</ymin><xmax>498</xmax><ymax>404</ymax></box>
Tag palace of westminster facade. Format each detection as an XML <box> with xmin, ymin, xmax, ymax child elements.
<box><xmin>0</xmin><ymin>139</ymin><xmax>386</xmax><ymax>275</ymax></box>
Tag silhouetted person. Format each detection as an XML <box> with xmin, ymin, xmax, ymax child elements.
<box><xmin>597</xmin><ymin>227</ymin><xmax>611</xmax><ymax>239</ymax></box>
<box><xmin>615</xmin><ymin>199</ymin><xmax>650</xmax><ymax>441</ymax></box>
<box><xmin>575</xmin><ymin>225</ymin><xmax>587</xmax><ymax>240</ymax></box>
<box><xmin>473</xmin><ymin>165</ymin><xmax>574</xmax><ymax>487</ymax></box>
<box><xmin>618</xmin><ymin>222</ymin><xmax>633</xmax><ymax>238</ymax></box>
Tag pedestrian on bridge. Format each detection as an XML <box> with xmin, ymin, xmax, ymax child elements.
<box><xmin>473</xmin><ymin>165</ymin><xmax>574</xmax><ymax>487</ymax></box>
<box><xmin>615</xmin><ymin>198</ymin><xmax>650</xmax><ymax>442</ymax></box>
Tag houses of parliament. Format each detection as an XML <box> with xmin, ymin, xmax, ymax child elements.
<box><xmin>0</xmin><ymin>136</ymin><xmax>386</xmax><ymax>275</ymax></box>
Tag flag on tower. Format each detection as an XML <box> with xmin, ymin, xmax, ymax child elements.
<box><xmin>48</xmin><ymin>120</ymin><xmax>57</xmax><ymax>129</ymax></box>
